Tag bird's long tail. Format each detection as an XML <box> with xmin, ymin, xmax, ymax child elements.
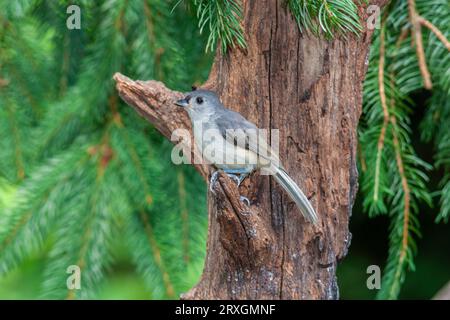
<box><xmin>272</xmin><ymin>166</ymin><xmax>318</xmax><ymax>225</ymax></box>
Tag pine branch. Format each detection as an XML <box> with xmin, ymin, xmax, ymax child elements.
<box><xmin>41</xmin><ymin>135</ymin><xmax>130</xmax><ymax>299</ymax></box>
<box><xmin>138</xmin><ymin>210</ymin><xmax>176</xmax><ymax>298</ymax></box>
<box><xmin>417</xmin><ymin>16</ymin><xmax>450</xmax><ymax>51</ymax></box>
<box><xmin>406</xmin><ymin>0</ymin><xmax>450</xmax><ymax>89</ymax></box>
<box><xmin>0</xmin><ymin>144</ymin><xmax>90</xmax><ymax>275</ymax></box>
<box><xmin>416</xmin><ymin>0</ymin><xmax>450</xmax><ymax>223</ymax></box>
<box><xmin>0</xmin><ymin>0</ymin><xmax>210</xmax><ymax>300</ymax></box>
<box><xmin>437</xmin><ymin>180</ymin><xmax>450</xmax><ymax>223</ymax></box>
<box><xmin>5</xmin><ymin>98</ymin><xmax>25</xmax><ymax>180</ymax></box>
<box><xmin>191</xmin><ymin>0</ymin><xmax>246</xmax><ymax>52</ymax></box>
<box><xmin>408</xmin><ymin>0</ymin><xmax>432</xmax><ymax>88</ymax></box>
<box><xmin>111</xmin><ymin>124</ymin><xmax>154</xmax><ymax>209</ymax></box>
<box><xmin>286</xmin><ymin>0</ymin><xmax>363</xmax><ymax>38</ymax></box>
<box><xmin>125</xmin><ymin>211</ymin><xmax>176</xmax><ymax>299</ymax></box>
<box><xmin>374</xmin><ymin>26</ymin><xmax>390</xmax><ymax>203</ymax></box>
<box><xmin>359</xmin><ymin>1</ymin><xmax>440</xmax><ymax>297</ymax></box>
<box><xmin>385</xmin><ymin>115</ymin><xmax>412</xmax><ymax>298</ymax></box>
<box><xmin>0</xmin><ymin>0</ymin><xmax>37</xmax><ymax>18</ymax></box>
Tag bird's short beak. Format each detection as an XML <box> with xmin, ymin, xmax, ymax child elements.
<box><xmin>175</xmin><ymin>98</ymin><xmax>189</xmax><ymax>108</ymax></box>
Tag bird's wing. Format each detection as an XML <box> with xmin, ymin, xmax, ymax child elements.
<box><xmin>214</xmin><ymin>109</ymin><xmax>278</xmax><ymax>163</ymax></box>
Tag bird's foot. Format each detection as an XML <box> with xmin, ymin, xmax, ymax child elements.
<box><xmin>239</xmin><ymin>195</ymin><xmax>250</xmax><ymax>206</ymax></box>
<box><xmin>237</xmin><ymin>173</ymin><xmax>249</xmax><ymax>187</ymax></box>
<box><xmin>209</xmin><ymin>170</ymin><xmax>220</xmax><ymax>194</ymax></box>
<box><xmin>223</xmin><ymin>171</ymin><xmax>249</xmax><ymax>187</ymax></box>
<box><xmin>225</xmin><ymin>173</ymin><xmax>241</xmax><ymax>185</ymax></box>
<box><xmin>211</xmin><ymin>170</ymin><xmax>251</xmax><ymax>206</ymax></box>
<box><xmin>210</xmin><ymin>171</ymin><xmax>248</xmax><ymax>193</ymax></box>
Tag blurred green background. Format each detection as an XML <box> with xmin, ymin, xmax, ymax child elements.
<box><xmin>0</xmin><ymin>0</ymin><xmax>448</xmax><ymax>299</ymax></box>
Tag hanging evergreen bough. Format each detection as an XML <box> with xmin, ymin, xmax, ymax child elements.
<box><xmin>190</xmin><ymin>0</ymin><xmax>246</xmax><ymax>52</ymax></box>
<box><xmin>191</xmin><ymin>0</ymin><xmax>363</xmax><ymax>53</ymax></box>
<box><xmin>0</xmin><ymin>0</ymin><xmax>208</xmax><ymax>299</ymax></box>
<box><xmin>286</xmin><ymin>0</ymin><xmax>362</xmax><ymax>38</ymax></box>
<box><xmin>359</xmin><ymin>0</ymin><xmax>449</xmax><ymax>299</ymax></box>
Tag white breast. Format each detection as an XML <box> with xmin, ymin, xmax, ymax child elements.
<box><xmin>191</xmin><ymin>120</ymin><xmax>258</xmax><ymax>170</ymax></box>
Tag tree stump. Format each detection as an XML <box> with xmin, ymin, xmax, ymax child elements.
<box><xmin>114</xmin><ymin>0</ymin><xmax>388</xmax><ymax>300</ymax></box>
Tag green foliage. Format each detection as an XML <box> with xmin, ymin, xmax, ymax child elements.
<box><xmin>189</xmin><ymin>0</ymin><xmax>364</xmax><ymax>53</ymax></box>
<box><xmin>418</xmin><ymin>0</ymin><xmax>450</xmax><ymax>223</ymax></box>
<box><xmin>286</xmin><ymin>0</ymin><xmax>362</xmax><ymax>38</ymax></box>
<box><xmin>0</xmin><ymin>0</ymin><xmax>210</xmax><ymax>299</ymax></box>
<box><xmin>190</xmin><ymin>0</ymin><xmax>246</xmax><ymax>52</ymax></box>
<box><xmin>359</xmin><ymin>0</ymin><xmax>449</xmax><ymax>299</ymax></box>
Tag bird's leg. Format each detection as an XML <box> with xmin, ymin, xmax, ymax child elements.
<box><xmin>223</xmin><ymin>169</ymin><xmax>251</xmax><ymax>206</ymax></box>
<box><xmin>210</xmin><ymin>170</ymin><xmax>243</xmax><ymax>193</ymax></box>
<box><xmin>225</xmin><ymin>173</ymin><xmax>240</xmax><ymax>185</ymax></box>
<box><xmin>209</xmin><ymin>170</ymin><xmax>220</xmax><ymax>193</ymax></box>
<box><xmin>223</xmin><ymin>169</ymin><xmax>250</xmax><ymax>187</ymax></box>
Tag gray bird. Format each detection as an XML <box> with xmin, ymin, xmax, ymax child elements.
<box><xmin>175</xmin><ymin>89</ymin><xmax>318</xmax><ymax>225</ymax></box>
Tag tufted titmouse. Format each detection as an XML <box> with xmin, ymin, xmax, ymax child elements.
<box><xmin>175</xmin><ymin>89</ymin><xmax>318</xmax><ymax>224</ymax></box>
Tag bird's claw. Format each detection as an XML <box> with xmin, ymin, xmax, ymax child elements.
<box><xmin>211</xmin><ymin>171</ymin><xmax>250</xmax><ymax>207</ymax></box>
<box><xmin>226</xmin><ymin>173</ymin><xmax>241</xmax><ymax>185</ymax></box>
<box><xmin>224</xmin><ymin>172</ymin><xmax>249</xmax><ymax>187</ymax></box>
<box><xmin>210</xmin><ymin>171</ymin><xmax>245</xmax><ymax>193</ymax></box>
<box><xmin>237</xmin><ymin>174</ymin><xmax>248</xmax><ymax>187</ymax></box>
<box><xmin>240</xmin><ymin>196</ymin><xmax>250</xmax><ymax>206</ymax></box>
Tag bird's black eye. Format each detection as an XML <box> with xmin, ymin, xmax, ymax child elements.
<box><xmin>196</xmin><ymin>97</ymin><xmax>204</xmax><ymax>104</ymax></box>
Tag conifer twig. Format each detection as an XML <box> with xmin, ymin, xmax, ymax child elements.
<box><xmin>139</xmin><ymin>211</ymin><xmax>176</xmax><ymax>298</ymax></box>
<box><xmin>417</xmin><ymin>16</ymin><xmax>450</xmax><ymax>52</ymax></box>
<box><xmin>389</xmin><ymin>115</ymin><xmax>411</xmax><ymax>298</ymax></box>
<box><xmin>6</xmin><ymin>101</ymin><xmax>25</xmax><ymax>180</ymax></box>
<box><xmin>395</xmin><ymin>27</ymin><xmax>410</xmax><ymax>49</ymax></box>
<box><xmin>374</xmin><ymin>27</ymin><xmax>389</xmax><ymax>202</ymax></box>
<box><xmin>408</xmin><ymin>0</ymin><xmax>432</xmax><ymax>89</ymax></box>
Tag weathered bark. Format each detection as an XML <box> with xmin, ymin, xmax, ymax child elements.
<box><xmin>114</xmin><ymin>0</ymin><xmax>388</xmax><ymax>300</ymax></box>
